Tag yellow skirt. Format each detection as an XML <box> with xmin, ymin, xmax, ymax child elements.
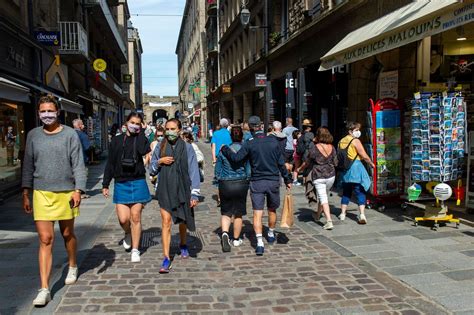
<box><xmin>33</xmin><ymin>190</ymin><xmax>80</xmax><ymax>221</ymax></box>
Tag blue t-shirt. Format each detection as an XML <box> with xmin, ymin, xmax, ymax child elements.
<box><xmin>211</xmin><ymin>128</ymin><xmax>232</xmax><ymax>156</ymax></box>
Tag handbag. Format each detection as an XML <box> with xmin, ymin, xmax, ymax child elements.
<box><xmin>280</xmin><ymin>192</ymin><xmax>294</xmax><ymax>228</ymax></box>
<box><xmin>121</xmin><ymin>135</ymin><xmax>137</xmax><ymax>168</ymax></box>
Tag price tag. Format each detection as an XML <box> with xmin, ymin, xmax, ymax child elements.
<box><xmin>414</xmin><ymin>92</ymin><xmax>421</xmax><ymax>100</ymax></box>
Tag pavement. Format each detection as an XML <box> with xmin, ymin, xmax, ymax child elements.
<box><xmin>0</xmin><ymin>142</ymin><xmax>473</xmax><ymax>314</ymax></box>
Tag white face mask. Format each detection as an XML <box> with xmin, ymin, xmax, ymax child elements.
<box><xmin>352</xmin><ymin>130</ymin><xmax>361</xmax><ymax>138</ymax></box>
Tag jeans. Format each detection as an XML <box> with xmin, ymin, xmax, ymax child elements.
<box><xmin>313</xmin><ymin>176</ymin><xmax>335</xmax><ymax>205</ymax></box>
<box><xmin>341</xmin><ymin>183</ymin><xmax>366</xmax><ymax>206</ymax></box>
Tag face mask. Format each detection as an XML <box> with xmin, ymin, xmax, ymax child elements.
<box><xmin>127</xmin><ymin>123</ymin><xmax>141</xmax><ymax>134</ymax></box>
<box><xmin>157</xmin><ymin>136</ymin><xmax>164</xmax><ymax>142</ymax></box>
<box><xmin>39</xmin><ymin>112</ymin><xmax>57</xmax><ymax>125</ymax></box>
<box><xmin>352</xmin><ymin>130</ymin><xmax>361</xmax><ymax>138</ymax></box>
<box><xmin>165</xmin><ymin>130</ymin><xmax>179</xmax><ymax>142</ymax></box>
<box><xmin>121</xmin><ymin>126</ymin><xmax>127</xmax><ymax>133</ymax></box>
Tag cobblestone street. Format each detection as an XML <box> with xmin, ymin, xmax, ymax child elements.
<box><xmin>26</xmin><ymin>143</ymin><xmax>466</xmax><ymax>315</ymax></box>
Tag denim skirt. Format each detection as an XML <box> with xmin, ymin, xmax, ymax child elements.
<box><xmin>113</xmin><ymin>178</ymin><xmax>152</xmax><ymax>205</ymax></box>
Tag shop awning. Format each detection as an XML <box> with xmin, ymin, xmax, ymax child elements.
<box><xmin>319</xmin><ymin>0</ymin><xmax>473</xmax><ymax>71</ymax></box>
<box><xmin>5</xmin><ymin>77</ymin><xmax>83</xmax><ymax>114</ymax></box>
<box><xmin>59</xmin><ymin>98</ymin><xmax>83</xmax><ymax>115</ymax></box>
<box><xmin>0</xmin><ymin>77</ymin><xmax>30</xmax><ymax>102</ymax></box>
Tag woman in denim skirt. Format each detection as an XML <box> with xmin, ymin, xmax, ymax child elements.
<box><xmin>102</xmin><ymin>112</ymin><xmax>151</xmax><ymax>263</ymax></box>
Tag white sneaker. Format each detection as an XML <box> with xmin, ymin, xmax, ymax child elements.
<box><xmin>233</xmin><ymin>239</ymin><xmax>243</xmax><ymax>247</ymax></box>
<box><xmin>323</xmin><ymin>221</ymin><xmax>334</xmax><ymax>230</ymax></box>
<box><xmin>32</xmin><ymin>288</ymin><xmax>51</xmax><ymax>306</ymax></box>
<box><xmin>293</xmin><ymin>181</ymin><xmax>302</xmax><ymax>186</ymax></box>
<box><xmin>123</xmin><ymin>233</ymin><xmax>131</xmax><ymax>250</ymax></box>
<box><xmin>131</xmin><ymin>249</ymin><xmax>141</xmax><ymax>263</ymax></box>
<box><xmin>359</xmin><ymin>213</ymin><xmax>367</xmax><ymax>224</ymax></box>
<box><xmin>339</xmin><ymin>213</ymin><xmax>346</xmax><ymax>221</ymax></box>
<box><xmin>65</xmin><ymin>266</ymin><xmax>78</xmax><ymax>285</ymax></box>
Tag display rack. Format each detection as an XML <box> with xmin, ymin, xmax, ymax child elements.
<box><xmin>467</xmin><ymin>131</ymin><xmax>474</xmax><ymax>210</ymax></box>
<box><xmin>366</xmin><ymin>98</ymin><xmax>403</xmax><ymax>209</ymax></box>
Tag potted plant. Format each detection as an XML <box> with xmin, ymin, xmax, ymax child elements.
<box><xmin>269</xmin><ymin>32</ymin><xmax>282</xmax><ymax>48</ymax></box>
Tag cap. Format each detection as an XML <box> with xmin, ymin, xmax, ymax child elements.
<box><xmin>248</xmin><ymin>115</ymin><xmax>261</xmax><ymax>127</ymax></box>
<box><xmin>302</xmin><ymin>119</ymin><xmax>313</xmax><ymax>127</ymax></box>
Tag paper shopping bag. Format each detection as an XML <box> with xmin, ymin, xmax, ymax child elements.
<box><xmin>280</xmin><ymin>193</ymin><xmax>294</xmax><ymax>228</ymax></box>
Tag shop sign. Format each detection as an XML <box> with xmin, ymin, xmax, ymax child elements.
<box><xmin>222</xmin><ymin>84</ymin><xmax>231</xmax><ymax>93</ymax></box>
<box><xmin>321</xmin><ymin>2</ymin><xmax>474</xmax><ymax>70</ymax></box>
<box><xmin>34</xmin><ymin>31</ymin><xmax>60</xmax><ymax>46</ymax></box>
<box><xmin>195</xmin><ymin>110</ymin><xmax>201</xmax><ymax>117</ymax></box>
<box><xmin>255</xmin><ymin>73</ymin><xmax>267</xmax><ymax>87</ymax></box>
<box><xmin>122</xmin><ymin>74</ymin><xmax>132</xmax><ymax>83</ymax></box>
<box><xmin>285</xmin><ymin>72</ymin><xmax>296</xmax><ymax>110</ymax></box>
<box><xmin>187</xmin><ymin>103</ymin><xmax>194</xmax><ymax>109</ymax></box>
<box><xmin>93</xmin><ymin>58</ymin><xmax>107</xmax><ymax>72</ymax></box>
<box><xmin>378</xmin><ymin>71</ymin><xmax>398</xmax><ymax>99</ymax></box>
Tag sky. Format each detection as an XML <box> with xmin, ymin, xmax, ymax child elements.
<box><xmin>128</xmin><ymin>0</ymin><xmax>186</xmax><ymax>97</ymax></box>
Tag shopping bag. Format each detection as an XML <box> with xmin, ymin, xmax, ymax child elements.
<box><xmin>280</xmin><ymin>193</ymin><xmax>294</xmax><ymax>228</ymax></box>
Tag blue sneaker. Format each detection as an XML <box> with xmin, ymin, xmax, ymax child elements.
<box><xmin>159</xmin><ymin>257</ymin><xmax>171</xmax><ymax>274</ymax></box>
<box><xmin>180</xmin><ymin>245</ymin><xmax>190</xmax><ymax>259</ymax></box>
<box><xmin>267</xmin><ymin>235</ymin><xmax>276</xmax><ymax>244</ymax></box>
<box><xmin>255</xmin><ymin>246</ymin><xmax>264</xmax><ymax>256</ymax></box>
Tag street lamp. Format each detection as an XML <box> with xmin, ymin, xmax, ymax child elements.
<box><xmin>240</xmin><ymin>8</ymin><xmax>251</xmax><ymax>26</ymax></box>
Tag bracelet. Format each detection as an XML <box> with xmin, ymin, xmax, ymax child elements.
<box><xmin>74</xmin><ymin>189</ymin><xmax>82</xmax><ymax>193</ymax></box>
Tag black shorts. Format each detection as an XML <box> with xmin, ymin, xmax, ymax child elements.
<box><xmin>250</xmin><ymin>179</ymin><xmax>280</xmax><ymax>210</ymax></box>
<box><xmin>218</xmin><ymin>179</ymin><xmax>249</xmax><ymax>217</ymax></box>
<box><xmin>284</xmin><ymin>150</ymin><xmax>294</xmax><ymax>164</ymax></box>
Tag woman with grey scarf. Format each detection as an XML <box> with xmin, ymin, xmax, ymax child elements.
<box><xmin>150</xmin><ymin>119</ymin><xmax>200</xmax><ymax>273</ymax></box>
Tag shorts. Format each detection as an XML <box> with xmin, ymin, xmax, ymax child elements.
<box><xmin>113</xmin><ymin>179</ymin><xmax>152</xmax><ymax>205</ymax></box>
<box><xmin>250</xmin><ymin>179</ymin><xmax>280</xmax><ymax>210</ymax></box>
<box><xmin>313</xmin><ymin>176</ymin><xmax>335</xmax><ymax>205</ymax></box>
<box><xmin>218</xmin><ymin>179</ymin><xmax>249</xmax><ymax>217</ymax></box>
<box><xmin>284</xmin><ymin>150</ymin><xmax>294</xmax><ymax>164</ymax></box>
<box><xmin>33</xmin><ymin>190</ymin><xmax>79</xmax><ymax>221</ymax></box>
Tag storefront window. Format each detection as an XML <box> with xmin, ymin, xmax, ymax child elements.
<box><xmin>0</xmin><ymin>102</ymin><xmax>25</xmax><ymax>188</ymax></box>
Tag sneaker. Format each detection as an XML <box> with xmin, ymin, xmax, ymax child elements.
<box><xmin>131</xmin><ymin>249</ymin><xmax>141</xmax><ymax>263</ymax></box>
<box><xmin>221</xmin><ymin>233</ymin><xmax>231</xmax><ymax>252</ymax></box>
<box><xmin>65</xmin><ymin>266</ymin><xmax>78</xmax><ymax>285</ymax></box>
<box><xmin>159</xmin><ymin>257</ymin><xmax>172</xmax><ymax>274</ymax></box>
<box><xmin>255</xmin><ymin>246</ymin><xmax>265</xmax><ymax>256</ymax></box>
<box><xmin>180</xmin><ymin>244</ymin><xmax>190</xmax><ymax>258</ymax></box>
<box><xmin>267</xmin><ymin>235</ymin><xmax>276</xmax><ymax>245</ymax></box>
<box><xmin>292</xmin><ymin>181</ymin><xmax>302</xmax><ymax>186</ymax></box>
<box><xmin>233</xmin><ymin>239</ymin><xmax>243</xmax><ymax>247</ymax></box>
<box><xmin>122</xmin><ymin>233</ymin><xmax>131</xmax><ymax>250</ymax></box>
<box><xmin>32</xmin><ymin>288</ymin><xmax>51</xmax><ymax>306</ymax></box>
<box><xmin>339</xmin><ymin>213</ymin><xmax>346</xmax><ymax>221</ymax></box>
<box><xmin>358</xmin><ymin>213</ymin><xmax>367</xmax><ymax>225</ymax></box>
<box><xmin>323</xmin><ymin>221</ymin><xmax>334</xmax><ymax>230</ymax></box>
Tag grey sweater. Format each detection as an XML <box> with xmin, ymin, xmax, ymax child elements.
<box><xmin>22</xmin><ymin>126</ymin><xmax>87</xmax><ymax>192</ymax></box>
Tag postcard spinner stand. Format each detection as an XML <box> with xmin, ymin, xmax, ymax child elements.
<box><xmin>408</xmin><ymin>92</ymin><xmax>464</xmax><ymax>230</ymax></box>
<box><xmin>366</xmin><ymin>98</ymin><xmax>404</xmax><ymax>211</ymax></box>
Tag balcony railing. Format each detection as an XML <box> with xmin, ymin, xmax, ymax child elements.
<box><xmin>59</xmin><ymin>21</ymin><xmax>88</xmax><ymax>58</ymax></box>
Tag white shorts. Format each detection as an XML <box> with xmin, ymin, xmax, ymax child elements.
<box><xmin>313</xmin><ymin>176</ymin><xmax>335</xmax><ymax>205</ymax></box>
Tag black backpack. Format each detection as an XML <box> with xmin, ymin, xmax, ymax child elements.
<box><xmin>296</xmin><ymin>133</ymin><xmax>307</xmax><ymax>156</ymax></box>
<box><xmin>336</xmin><ymin>138</ymin><xmax>358</xmax><ymax>171</ymax></box>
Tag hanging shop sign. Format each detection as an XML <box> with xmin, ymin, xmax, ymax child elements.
<box><xmin>93</xmin><ymin>58</ymin><xmax>107</xmax><ymax>72</ymax></box>
<box><xmin>34</xmin><ymin>31</ymin><xmax>61</xmax><ymax>46</ymax></box>
<box><xmin>255</xmin><ymin>73</ymin><xmax>267</xmax><ymax>87</ymax></box>
<box><xmin>222</xmin><ymin>84</ymin><xmax>232</xmax><ymax>93</ymax></box>
<box><xmin>320</xmin><ymin>2</ymin><xmax>474</xmax><ymax>70</ymax></box>
<box><xmin>285</xmin><ymin>72</ymin><xmax>296</xmax><ymax>110</ymax></box>
<box><xmin>122</xmin><ymin>74</ymin><xmax>132</xmax><ymax>83</ymax></box>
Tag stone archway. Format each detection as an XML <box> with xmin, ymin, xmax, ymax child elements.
<box><xmin>152</xmin><ymin>109</ymin><xmax>168</xmax><ymax>124</ymax></box>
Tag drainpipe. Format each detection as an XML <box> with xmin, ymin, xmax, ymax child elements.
<box><xmin>264</xmin><ymin>0</ymin><xmax>270</xmax><ymax>131</ymax></box>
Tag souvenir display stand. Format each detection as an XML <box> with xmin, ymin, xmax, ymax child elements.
<box><xmin>466</xmin><ymin>131</ymin><xmax>474</xmax><ymax>211</ymax></box>
<box><xmin>366</xmin><ymin>98</ymin><xmax>404</xmax><ymax>210</ymax></box>
<box><xmin>408</xmin><ymin>92</ymin><xmax>466</xmax><ymax>229</ymax></box>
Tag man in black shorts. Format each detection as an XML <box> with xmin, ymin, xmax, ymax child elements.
<box><xmin>221</xmin><ymin>116</ymin><xmax>292</xmax><ymax>256</ymax></box>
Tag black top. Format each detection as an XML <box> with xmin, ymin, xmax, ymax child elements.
<box><xmin>222</xmin><ymin>131</ymin><xmax>292</xmax><ymax>184</ymax></box>
<box><xmin>307</xmin><ymin>143</ymin><xmax>337</xmax><ymax>179</ymax></box>
<box><xmin>102</xmin><ymin>131</ymin><xmax>150</xmax><ymax>188</ymax></box>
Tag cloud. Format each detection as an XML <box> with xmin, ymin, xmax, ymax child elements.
<box><xmin>128</xmin><ymin>0</ymin><xmax>185</xmax><ymax>96</ymax></box>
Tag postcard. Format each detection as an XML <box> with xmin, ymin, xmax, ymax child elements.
<box><xmin>412</xmin><ymin>165</ymin><xmax>422</xmax><ymax>173</ymax></box>
<box><xmin>431</xmin><ymin>159</ymin><xmax>441</xmax><ymax>167</ymax></box>
<box><xmin>422</xmin><ymin>160</ymin><xmax>430</xmax><ymax>170</ymax></box>
<box><xmin>412</xmin><ymin>137</ymin><xmax>422</xmax><ymax>145</ymax></box>
<box><xmin>412</xmin><ymin>159</ymin><xmax>422</xmax><ymax>166</ymax></box>
<box><xmin>413</xmin><ymin>173</ymin><xmax>422</xmax><ymax>181</ymax></box>
<box><xmin>431</xmin><ymin>136</ymin><xmax>441</xmax><ymax>144</ymax></box>
<box><xmin>430</xmin><ymin>166</ymin><xmax>441</xmax><ymax>174</ymax></box>
<box><xmin>422</xmin><ymin>171</ymin><xmax>430</xmax><ymax>181</ymax></box>
<box><xmin>423</xmin><ymin>152</ymin><xmax>430</xmax><ymax>160</ymax></box>
<box><xmin>430</xmin><ymin>144</ymin><xmax>440</xmax><ymax>152</ymax></box>
<box><xmin>444</xmin><ymin>120</ymin><xmax>452</xmax><ymax>129</ymax></box>
<box><xmin>431</xmin><ymin>175</ymin><xmax>441</xmax><ymax>182</ymax></box>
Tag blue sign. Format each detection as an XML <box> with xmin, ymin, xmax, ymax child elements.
<box><xmin>34</xmin><ymin>31</ymin><xmax>61</xmax><ymax>46</ymax></box>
